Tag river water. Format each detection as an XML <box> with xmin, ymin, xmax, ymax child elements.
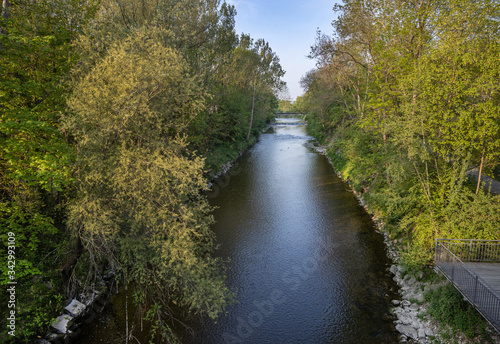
<box><xmin>75</xmin><ymin>119</ymin><xmax>400</xmax><ymax>343</ymax></box>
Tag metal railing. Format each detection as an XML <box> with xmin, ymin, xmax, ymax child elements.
<box><xmin>435</xmin><ymin>239</ymin><xmax>500</xmax><ymax>332</ymax></box>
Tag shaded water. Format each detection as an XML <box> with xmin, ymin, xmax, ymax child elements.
<box><xmin>75</xmin><ymin>120</ymin><xmax>400</xmax><ymax>343</ymax></box>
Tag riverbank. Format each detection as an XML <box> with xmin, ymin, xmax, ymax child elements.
<box><xmin>206</xmin><ymin>123</ymin><xmax>273</xmax><ymax>190</ymax></box>
<box><xmin>184</xmin><ymin>119</ymin><xmax>402</xmax><ymax>343</ymax></box>
<box><xmin>312</xmin><ymin>144</ymin><xmax>500</xmax><ymax>344</ymax></box>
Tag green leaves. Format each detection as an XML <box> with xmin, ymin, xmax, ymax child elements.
<box><xmin>1</xmin><ymin>0</ymin><xmax>281</xmax><ymax>340</ymax></box>
<box><xmin>66</xmin><ymin>26</ymin><xmax>232</xmax><ymax>341</ymax></box>
<box><xmin>303</xmin><ymin>0</ymin><xmax>500</xmax><ymax>268</ymax></box>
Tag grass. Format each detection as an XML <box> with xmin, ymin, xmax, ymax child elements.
<box><xmin>424</xmin><ymin>284</ymin><xmax>491</xmax><ymax>342</ymax></box>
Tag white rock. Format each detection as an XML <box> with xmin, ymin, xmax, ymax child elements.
<box><xmin>413</xmin><ymin>292</ymin><xmax>425</xmax><ymax>303</ymax></box>
<box><xmin>410</xmin><ymin>304</ymin><xmax>420</xmax><ymax>311</ymax></box>
<box><xmin>390</xmin><ymin>265</ymin><xmax>398</xmax><ymax>275</ymax></box>
<box><xmin>396</xmin><ymin>324</ymin><xmax>418</xmax><ymax>340</ymax></box>
<box><xmin>65</xmin><ymin>299</ymin><xmax>86</xmax><ymax>318</ymax></box>
<box><xmin>412</xmin><ymin>319</ymin><xmax>421</xmax><ymax>329</ymax></box>
<box><xmin>407</xmin><ymin>276</ymin><xmax>417</xmax><ymax>286</ymax></box>
<box><xmin>51</xmin><ymin>314</ymin><xmax>74</xmax><ymax>334</ymax></box>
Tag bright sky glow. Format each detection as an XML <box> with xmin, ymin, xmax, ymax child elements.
<box><xmin>227</xmin><ymin>0</ymin><xmax>339</xmax><ymax>100</ymax></box>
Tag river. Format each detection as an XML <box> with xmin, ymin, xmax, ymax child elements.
<box><xmin>75</xmin><ymin>119</ymin><xmax>400</xmax><ymax>343</ymax></box>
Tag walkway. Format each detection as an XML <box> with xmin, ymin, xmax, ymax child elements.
<box><xmin>435</xmin><ymin>239</ymin><xmax>500</xmax><ymax>332</ymax></box>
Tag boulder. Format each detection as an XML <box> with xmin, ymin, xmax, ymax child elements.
<box><xmin>65</xmin><ymin>299</ymin><xmax>86</xmax><ymax>318</ymax></box>
<box><xmin>396</xmin><ymin>324</ymin><xmax>418</xmax><ymax>340</ymax></box>
<box><xmin>51</xmin><ymin>314</ymin><xmax>74</xmax><ymax>334</ymax></box>
<box><xmin>406</xmin><ymin>276</ymin><xmax>417</xmax><ymax>286</ymax></box>
<box><xmin>409</xmin><ymin>304</ymin><xmax>419</xmax><ymax>311</ymax></box>
<box><xmin>390</xmin><ymin>265</ymin><xmax>398</xmax><ymax>275</ymax></box>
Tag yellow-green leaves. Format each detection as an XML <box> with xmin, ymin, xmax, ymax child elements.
<box><xmin>66</xmin><ymin>26</ymin><xmax>231</xmax><ymax>341</ymax></box>
<box><xmin>303</xmin><ymin>0</ymin><xmax>500</xmax><ymax>268</ymax></box>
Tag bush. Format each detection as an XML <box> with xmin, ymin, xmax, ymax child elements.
<box><xmin>424</xmin><ymin>284</ymin><xmax>488</xmax><ymax>341</ymax></box>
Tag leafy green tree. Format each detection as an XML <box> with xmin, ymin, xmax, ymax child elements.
<box><xmin>233</xmin><ymin>34</ymin><xmax>285</xmax><ymax>141</ymax></box>
<box><xmin>66</xmin><ymin>27</ymin><xmax>231</xmax><ymax>342</ymax></box>
<box><xmin>303</xmin><ymin>0</ymin><xmax>500</xmax><ymax>267</ymax></box>
<box><xmin>417</xmin><ymin>0</ymin><xmax>500</xmax><ymax>194</ymax></box>
<box><xmin>0</xmin><ymin>0</ymin><xmax>97</xmax><ymax>340</ymax></box>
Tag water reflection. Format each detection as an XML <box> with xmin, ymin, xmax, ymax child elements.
<box><xmin>74</xmin><ymin>121</ymin><xmax>399</xmax><ymax>344</ymax></box>
<box><xmin>182</xmin><ymin>122</ymin><xmax>399</xmax><ymax>343</ymax></box>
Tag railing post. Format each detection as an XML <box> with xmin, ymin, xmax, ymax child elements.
<box><xmin>473</xmin><ymin>275</ymin><xmax>478</xmax><ymax>303</ymax></box>
<box><xmin>434</xmin><ymin>239</ymin><xmax>500</xmax><ymax>331</ymax></box>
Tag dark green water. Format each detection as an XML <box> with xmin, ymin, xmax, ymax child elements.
<box><xmin>75</xmin><ymin>120</ymin><xmax>400</xmax><ymax>343</ymax></box>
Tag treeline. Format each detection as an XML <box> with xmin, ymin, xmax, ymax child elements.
<box><xmin>0</xmin><ymin>0</ymin><xmax>284</xmax><ymax>341</ymax></box>
<box><xmin>299</xmin><ymin>0</ymin><xmax>500</xmax><ymax>266</ymax></box>
<box><xmin>277</xmin><ymin>99</ymin><xmax>300</xmax><ymax>113</ymax></box>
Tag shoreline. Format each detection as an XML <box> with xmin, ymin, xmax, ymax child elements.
<box><xmin>311</xmin><ymin>143</ymin><xmax>500</xmax><ymax>344</ymax></box>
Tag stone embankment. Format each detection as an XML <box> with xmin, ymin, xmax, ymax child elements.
<box><xmin>388</xmin><ymin>255</ymin><xmax>441</xmax><ymax>343</ymax></box>
<box><xmin>38</xmin><ymin>279</ymin><xmax>112</xmax><ymax>344</ymax></box>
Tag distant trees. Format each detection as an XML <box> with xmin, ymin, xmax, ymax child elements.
<box><xmin>302</xmin><ymin>0</ymin><xmax>500</xmax><ymax>265</ymax></box>
<box><xmin>234</xmin><ymin>34</ymin><xmax>285</xmax><ymax>141</ymax></box>
<box><xmin>1</xmin><ymin>0</ymin><xmax>284</xmax><ymax>341</ymax></box>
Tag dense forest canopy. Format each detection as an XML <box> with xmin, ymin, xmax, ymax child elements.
<box><xmin>0</xmin><ymin>0</ymin><xmax>284</xmax><ymax>341</ymax></box>
<box><xmin>298</xmin><ymin>0</ymin><xmax>500</xmax><ymax>265</ymax></box>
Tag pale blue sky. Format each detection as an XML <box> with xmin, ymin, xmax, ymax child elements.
<box><xmin>227</xmin><ymin>0</ymin><xmax>339</xmax><ymax>100</ymax></box>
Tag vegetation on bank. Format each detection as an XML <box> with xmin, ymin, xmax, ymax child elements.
<box><xmin>0</xmin><ymin>0</ymin><xmax>284</xmax><ymax>342</ymax></box>
<box><xmin>299</xmin><ymin>0</ymin><xmax>500</xmax><ymax>340</ymax></box>
<box><xmin>299</xmin><ymin>0</ymin><xmax>500</xmax><ymax>266</ymax></box>
<box><xmin>424</xmin><ymin>283</ymin><xmax>490</xmax><ymax>342</ymax></box>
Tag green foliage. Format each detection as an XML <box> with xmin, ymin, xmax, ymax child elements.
<box><xmin>66</xmin><ymin>26</ymin><xmax>233</xmax><ymax>341</ymax></box>
<box><xmin>302</xmin><ymin>0</ymin><xmax>500</xmax><ymax>268</ymax></box>
<box><xmin>1</xmin><ymin>0</ymin><xmax>284</xmax><ymax>340</ymax></box>
<box><xmin>278</xmin><ymin>99</ymin><xmax>300</xmax><ymax>113</ymax></box>
<box><xmin>0</xmin><ymin>0</ymin><xmax>98</xmax><ymax>341</ymax></box>
<box><xmin>425</xmin><ymin>284</ymin><xmax>487</xmax><ymax>341</ymax></box>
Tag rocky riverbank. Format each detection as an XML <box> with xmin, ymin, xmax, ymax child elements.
<box><xmin>38</xmin><ymin>278</ymin><xmax>113</xmax><ymax>344</ymax></box>
<box><xmin>311</xmin><ymin>143</ymin><xmax>500</xmax><ymax>344</ymax></box>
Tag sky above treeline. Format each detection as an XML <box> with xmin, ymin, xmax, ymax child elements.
<box><xmin>227</xmin><ymin>0</ymin><xmax>338</xmax><ymax>101</ymax></box>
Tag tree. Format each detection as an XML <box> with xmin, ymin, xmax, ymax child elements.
<box><xmin>66</xmin><ymin>27</ymin><xmax>231</xmax><ymax>342</ymax></box>
<box><xmin>0</xmin><ymin>0</ymin><xmax>98</xmax><ymax>339</ymax></box>
<box><xmin>302</xmin><ymin>0</ymin><xmax>500</xmax><ymax>266</ymax></box>
<box><xmin>236</xmin><ymin>34</ymin><xmax>285</xmax><ymax>141</ymax></box>
<box><xmin>417</xmin><ymin>0</ymin><xmax>500</xmax><ymax>194</ymax></box>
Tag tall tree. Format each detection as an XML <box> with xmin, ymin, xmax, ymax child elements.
<box><xmin>66</xmin><ymin>27</ymin><xmax>231</xmax><ymax>342</ymax></box>
<box><xmin>237</xmin><ymin>34</ymin><xmax>285</xmax><ymax>141</ymax></box>
<box><xmin>0</xmin><ymin>0</ymin><xmax>98</xmax><ymax>339</ymax></box>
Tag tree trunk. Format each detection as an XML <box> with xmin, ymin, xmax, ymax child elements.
<box><xmin>1</xmin><ymin>0</ymin><xmax>9</xmax><ymax>35</ymax></box>
<box><xmin>125</xmin><ymin>283</ymin><xmax>129</xmax><ymax>344</ymax></box>
<box><xmin>475</xmin><ymin>140</ymin><xmax>486</xmax><ymax>195</ymax></box>
<box><xmin>246</xmin><ymin>75</ymin><xmax>257</xmax><ymax>142</ymax></box>
<box><xmin>1</xmin><ymin>0</ymin><xmax>8</xmax><ymax>21</ymax></box>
